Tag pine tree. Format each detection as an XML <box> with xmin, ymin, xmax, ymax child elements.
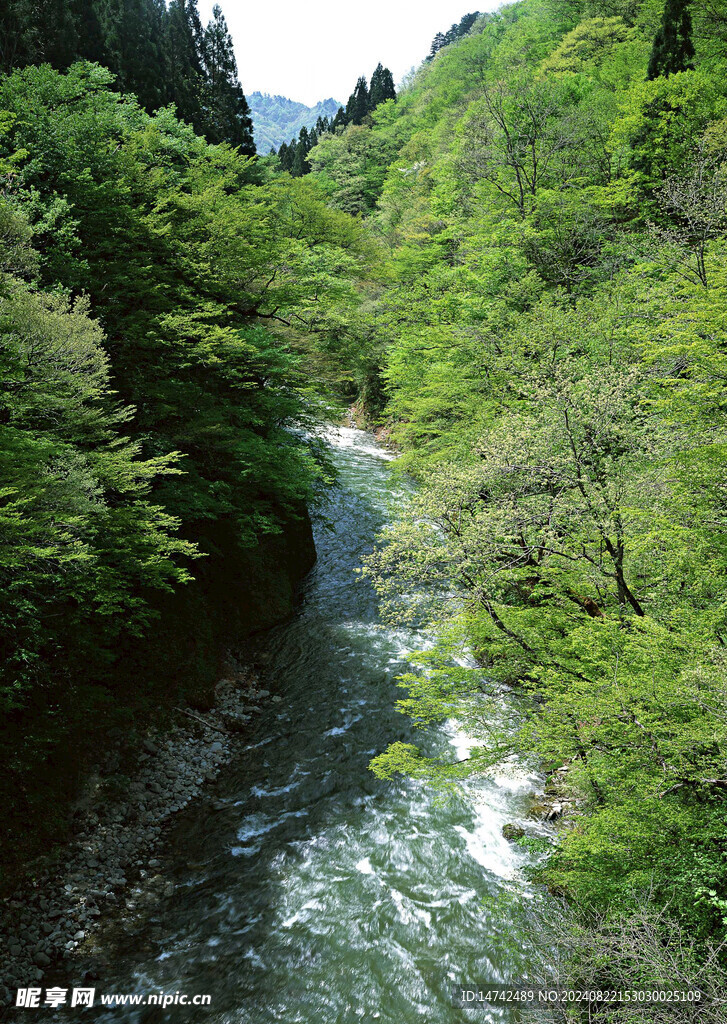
<box><xmin>201</xmin><ymin>4</ymin><xmax>255</xmax><ymax>153</ymax></box>
<box><xmin>290</xmin><ymin>141</ymin><xmax>306</xmax><ymax>177</ymax></box>
<box><xmin>165</xmin><ymin>0</ymin><xmax>206</xmax><ymax>131</ymax></box>
<box><xmin>277</xmin><ymin>141</ymin><xmax>292</xmax><ymax>171</ymax></box>
<box><xmin>332</xmin><ymin>105</ymin><xmax>347</xmax><ymax>130</ymax></box>
<box><xmin>0</xmin><ymin>0</ymin><xmax>31</xmax><ymax>71</ymax></box>
<box><xmin>31</xmin><ymin>0</ymin><xmax>80</xmax><ymax>67</ymax></box>
<box><xmin>426</xmin><ymin>13</ymin><xmax>479</xmax><ymax>62</ymax></box>
<box><xmin>102</xmin><ymin>0</ymin><xmax>169</xmax><ymax>112</ymax></box>
<box><xmin>647</xmin><ymin>0</ymin><xmax>695</xmax><ymax>79</ymax></box>
<box><xmin>456</xmin><ymin>12</ymin><xmax>480</xmax><ymax>38</ymax></box>
<box><xmin>428</xmin><ymin>32</ymin><xmax>447</xmax><ymax>60</ymax></box>
<box><xmin>369</xmin><ymin>63</ymin><xmax>396</xmax><ymax>108</ymax></box>
<box><xmin>345</xmin><ymin>76</ymin><xmax>369</xmax><ymax>125</ymax></box>
<box><xmin>71</xmin><ymin>0</ymin><xmax>105</xmax><ymax>64</ymax></box>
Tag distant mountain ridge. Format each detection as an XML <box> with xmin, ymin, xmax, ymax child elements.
<box><xmin>249</xmin><ymin>92</ymin><xmax>341</xmax><ymax>152</ymax></box>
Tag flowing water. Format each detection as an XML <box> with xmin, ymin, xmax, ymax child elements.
<box><xmin>84</xmin><ymin>427</ymin><xmax>547</xmax><ymax>1022</ymax></box>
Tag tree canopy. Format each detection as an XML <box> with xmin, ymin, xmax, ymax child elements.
<box><xmin>0</xmin><ymin>0</ymin><xmax>256</xmax><ymax>151</ymax></box>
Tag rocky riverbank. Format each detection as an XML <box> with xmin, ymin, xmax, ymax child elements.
<box><xmin>0</xmin><ymin>661</ymin><xmax>274</xmax><ymax>1008</ymax></box>
<box><xmin>502</xmin><ymin>762</ymin><xmax>581</xmax><ymax>845</ymax></box>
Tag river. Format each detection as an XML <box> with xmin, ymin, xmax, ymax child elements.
<box><xmin>84</xmin><ymin>426</ymin><xmax>546</xmax><ymax>1022</ymax></box>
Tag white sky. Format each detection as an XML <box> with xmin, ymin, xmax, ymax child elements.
<box><xmin>199</xmin><ymin>0</ymin><xmax>500</xmax><ymax>106</ymax></box>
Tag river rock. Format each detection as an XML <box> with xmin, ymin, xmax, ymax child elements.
<box><xmin>502</xmin><ymin>824</ymin><xmax>526</xmax><ymax>842</ymax></box>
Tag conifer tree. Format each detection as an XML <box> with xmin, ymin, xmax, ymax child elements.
<box><xmin>291</xmin><ymin>143</ymin><xmax>306</xmax><ymax>177</ymax></box>
<box><xmin>647</xmin><ymin>0</ymin><xmax>695</xmax><ymax>78</ymax></box>
<box><xmin>426</xmin><ymin>14</ymin><xmax>480</xmax><ymax>62</ymax></box>
<box><xmin>332</xmin><ymin>105</ymin><xmax>347</xmax><ymax>130</ymax></box>
<box><xmin>369</xmin><ymin>63</ymin><xmax>396</xmax><ymax>107</ymax></box>
<box><xmin>0</xmin><ymin>0</ymin><xmax>255</xmax><ymax>152</ymax></box>
<box><xmin>429</xmin><ymin>32</ymin><xmax>447</xmax><ymax>59</ymax></box>
<box><xmin>102</xmin><ymin>0</ymin><xmax>169</xmax><ymax>112</ymax></box>
<box><xmin>202</xmin><ymin>4</ymin><xmax>255</xmax><ymax>152</ymax></box>
<box><xmin>290</xmin><ymin>125</ymin><xmax>311</xmax><ymax>176</ymax></box>
<box><xmin>277</xmin><ymin>141</ymin><xmax>293</xmax><ymax>171</ymax></box>
<box><xmin>32</xmin><ymin>0</ymin><xmax>80</xmax><ymax>67</ymax></box>
<box><xmin>0</xmin><ymin>0</ymin><xmax>32</xmax><ymax>71</ymax></box>
<box><xmin>71</xmin><ymin>0</ymin><xmax>105</xmax><ymax>64</ymax></box>
<box><xmin>165</xmin><ymin>0</ymin><xmax>206</xmax><ymax>131</ymax></box>
<box><xmin>345</xmin><ymin>76</ymin><xmax>369</xmax><ymax>125</ymax></box>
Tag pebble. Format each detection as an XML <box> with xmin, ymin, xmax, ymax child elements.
<box><xmin>0</xmin><ymin>663</ymin><xmax>268</xmax><ymax>1005</ymax></box>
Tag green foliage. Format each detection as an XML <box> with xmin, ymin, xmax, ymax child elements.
<box><xmin>274</xmin><ymin>63</ymin><xmax>397</xmax><ymax>181</ymax></box>
<box><xmin>308</xmin><ymin>125</ymin><xmax>401</xmax><ymax>214</ymax></box>
<box><xmin>540</xmin><ymin>16</ymin><xmax>646</xmax><ymax>81</ymax></box>
<box><xmin>426</xmin><ymin>12</ymin><xmax>484</xmax><ymax>61</ymax></box>
<box><xmin>0</xmin><ymin>59</ymin><xmax>369</xmax><ymax>861</ymax></box>
<box><xmin>0</xmin><ymin>0</ymin><xmax>256</xmax><ymax>151</ymax></box>
<box><xmin>300</xmin><ymin>0</ymin><xmax>727</xmax><ymax>992</ymax></box>
<box><xmin>0</xmin><ymin>228</ymin><xmax>195</xmax><ymax>710</ymax></box>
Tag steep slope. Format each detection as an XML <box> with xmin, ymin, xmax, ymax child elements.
<box><xmin>305</xmin><ymin>0</ymin><xmax>727</xmax><ymax>1000</ymax></box>
<box><xmin>0</xmin><ymin>62</ymin><xmax>368</xmax><ymax>880</ymax></box>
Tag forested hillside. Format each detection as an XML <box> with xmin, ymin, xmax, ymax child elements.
<box><xmin>0</xmin><ymin>58</ymin><xmax>368</xmax><ymax>875</ymax></box>
<box><xmin>248</xmin><ymin>92</ymin><xmax>340</xmax><ymax>152</ymax></box>
<box><xmin>275</xmin><ymin>64</ymin><xmax>397</xmax><ymax>179</ymax></box>
<box><xmin>302</xmin><ymin>0</ymin><xmax>727</xmax><ymax>1002</ymax></box>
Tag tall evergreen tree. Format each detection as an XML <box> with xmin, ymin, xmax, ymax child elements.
<box><xmin>345</xmin><ymin>76</ymin><xmax>369</xmax><ymax>125</ymax></box>
<box><xmin>0</xmin><ymin>0</ymin><xmax>36</xmax><ymax>71</ymax></box>
<box><xmin>291</xmin><ymin>125</ymin><xmax>312</xmax><ymax>176</ymax></box>
<box><xmin>70</xmin><ymin>0</ymin><xmax>105</xmax><ymax>64</ymax></box>
<box><xmin>332</xmin><ymin>105</ymin><xmax>347</xmax><ymax>130</ymax></box>
<box><xmin>277</xmin><ymin>140</ymin><xmax>293</xmax><ymax>171</ymax></box>
<box><xmin>164</xmin><ymin>0</ymin><xmax>205</xmax><ymax>131</ymax></box>
<box><xmin>426</xmin><ymin>14</ymin><xmax>480</xmax><ymax>62</ymax></box>
<box><xmin>31</xmin><ymin>0</ymin><xmax>80</xmax><ymax>67</ymax></box>
<box><xmin>429</xmin><ymin>32</ymin><xmax>447</xmax><ymax>59</ymax></box>
<box><xmin>201</xmin><ymin>4</ymin><xmax>255</xmax><ymax>153</ymax></box>
<box><xmin>369</xmin><ymin>63</ymin><xmax>396</xmax><ymax>107</ymax></box>
<box><xmin>0</xmin><ymin>0</ymin><xmax>255</xmax><ymax>152</ymax></box>
<box><xmin>647</xmin><ymin>0</ymin><xmax>695</xmax><ymax>78</ymax></box>
<box><xmin>101</xmin><ymin>0</ymin><xmax>169</xmax><ymax>112</ymax></box>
